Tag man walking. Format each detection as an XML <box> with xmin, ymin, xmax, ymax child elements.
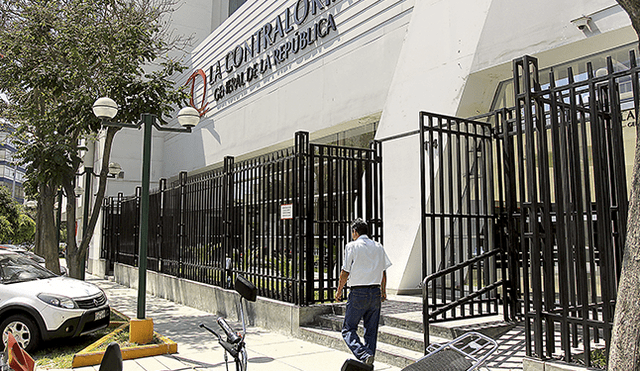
<box><xmin>335</xmin><ymin>218</ymin><xmax>392</xmax><ymax>366</ymax></box>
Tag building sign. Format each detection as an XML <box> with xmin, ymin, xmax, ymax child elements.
<box><xmin>186</xmin><ymin>0</ymin><xmax>341</xmax><ymax>112</ymax></box>
<box><xmin>622</xmin><ymin>108</ymin><xmax>638</xmax><ymax>127</ymax></box>
<box><xmin>281</xmin><ymin>204</ymin><xmax>293</xmax><ymax>220</ymax></box>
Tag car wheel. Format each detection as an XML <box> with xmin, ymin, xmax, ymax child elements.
<box><xmin>0</xmin><ymin>314</ymin><xmax>40</xmax><ymax>353</ymax></box>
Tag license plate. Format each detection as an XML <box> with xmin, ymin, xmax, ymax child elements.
<box><xmin>94</xmin><ymin>309</ymin><xmax>107</xmax><ymax>321</ymax></box>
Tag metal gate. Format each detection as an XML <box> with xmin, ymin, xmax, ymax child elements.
<box><xmin>511</xmin><ymin>54</ymin><xmax>628</xmax><ymax>366</ymax></box>
<box><xmin>419</xmin><ymin>112</ymin><xmax>508</xmax><ymax>347</ymax></box>
<box><xmin>102</xmin><ymin>131</ymin><xmax>382</xmax><ymax>306</ymax></box>
<box><xmin>419</xmin><ymin>52</ymin><xmax>632</xmax><ymax>366</ymax></box>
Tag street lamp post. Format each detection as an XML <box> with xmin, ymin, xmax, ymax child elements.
<box><xmin>92</xmin><ymin>97</ymin><xmax>199</xmax><ymax>324</ymax></box>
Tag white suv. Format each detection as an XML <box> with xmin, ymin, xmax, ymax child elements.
<box><xmin>0</xmin><ymin>250</ymin><xmax>110</xmax><ymax>352</ymax></box>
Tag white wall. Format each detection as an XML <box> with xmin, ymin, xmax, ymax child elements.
<box><xmin>163</xmin><ymin>0</ymin><xmax>415</xmax><ymax>175</ymax></box>
<box><xmin>376</xmin><ymin>0</ymin><xmax>634</xmax><ymax>292</ymax></box>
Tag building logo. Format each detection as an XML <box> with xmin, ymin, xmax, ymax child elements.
<box><xmin>186</xmin><ymin>69</ymin><xmax>210</xmax><ymax>116</ymax></box>
<box><xmin>187</xmin><ymin>0</ymin><xmax>341</xmax><ymax>113</ymax></box>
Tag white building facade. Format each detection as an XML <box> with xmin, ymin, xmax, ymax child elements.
<box><xmin>90</xmin><ymin>0</ymin><xmax>638</xmax><ymax>294</ymax></box>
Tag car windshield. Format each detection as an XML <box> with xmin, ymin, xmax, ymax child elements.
<box><xmin>0</xmin><ymin>254</ymin><xmax>57</xmax><ymax>283</ymax></box>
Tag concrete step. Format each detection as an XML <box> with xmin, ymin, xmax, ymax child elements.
<box><xmin>316</xmin><ymin>313</ymin><xmax>443</xmax><ymax>353</ymax></box>
<box><xmin>330</xmin><ymin>304</ymin><xmax>425</xmax><ymax>332</ymax></box>
<box><xmin>319</xmin><ymin>311</ymin><xmax>515</xmax><ymax>343</ymax></box>
<box><xmin>299</xmin><ymin>325</ymin><xmax>425</xmax><ymax>369</ymax></box>
<box><xmin>302</xmin><ymin>301</ymin><xmax>517</xmax><ymax>369</ymax></box>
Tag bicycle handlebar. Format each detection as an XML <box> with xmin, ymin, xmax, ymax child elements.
<box><xmin>217</xmin><ymin>317</ymin><xmax>242</xmax><ymax>344</ymax></box>
<box><xmin>199</xmin><ymin>323</ymin><xmax>222</xmax><ymax>340</ymax></box>
<box><xmin>199</xmin><ymin>323</ymin><xmax>241</xmax><ymax>359</ymax></box>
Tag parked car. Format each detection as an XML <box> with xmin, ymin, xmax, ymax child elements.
<box><xmin>0</xmin><ymin>250</ymin><xmax>109</xmax><ymax>352</ymax></box>
<box><xmin>0</xmin><ymin>244</ymin><xmax>67</xmax><ymax>276</ymax></box>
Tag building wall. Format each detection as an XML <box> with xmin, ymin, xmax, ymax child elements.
<box><xmin>377</xmin><ymin>0</ymin><xmax>635</xmax><ymax>292</ymax></box>
<box><xmin>0</xmin><ymin>126</ymin><xmax>25</xmax><ymax>203</ymax></box>
<box><xmin>94</xmin><ymin>0</ymin><xmax>637</xmax><ymax>293</ymax></box>
<box><xmin>88</xmin><ymin>0</ymin><xmax>231</xmax><ymax>268</ymax></box>
<box><xmin>95</xmin><ymin>0</ymin><xmax>251</xmax><ymax>200</ymax></box>
<box><xmin>162</xmin><ymin>0</ymin><xmax>414</xmax><ymax>174</ymax></box>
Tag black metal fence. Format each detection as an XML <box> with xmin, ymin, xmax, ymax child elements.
<box><xmin>102</xmin><ymin>131</ymin><xmax>382</xmax><ymax>305</ymax></box>
<box><xmin>419</xmin><ymin>52</ymin><xmax>632</xmax><ymax>367</ymax></box>
<box><xmin>511</xmin><ymin>54</ymin><xmax>629</xmax><ymax>367</ymax></box>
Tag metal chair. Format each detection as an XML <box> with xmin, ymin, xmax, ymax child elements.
<box><xmin>401</xmin><ymin>332</ymin><xmax>498</xmax><ymax>371</ymax></box>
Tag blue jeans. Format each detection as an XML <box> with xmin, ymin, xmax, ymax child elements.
<box><xmin>341</xmin><ymin>286</ymin><xmax>382</xmax><ymax>361</ymax></box>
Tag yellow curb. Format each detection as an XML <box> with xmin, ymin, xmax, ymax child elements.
<box><xmin>109</xmin><ymin>307</ymin><xmax>130</xmax><ymax>322</ymax></box>
<box><xmin>71</xmin><ymin>323</ymin><xmax>178</xmax><ymax>368</ymax></box>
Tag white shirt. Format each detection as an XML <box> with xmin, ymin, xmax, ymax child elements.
<box><xmin>342</xmin><ymin>235</ymin><xmax>392</xmax><ymax>286</ymax></box>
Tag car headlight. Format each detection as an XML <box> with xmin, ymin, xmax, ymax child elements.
<box><xmin>37</xmin><ymin>293</ymin><xmax>78</xmax><ymax>309</ymax></box>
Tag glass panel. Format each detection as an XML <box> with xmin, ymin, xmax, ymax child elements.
<box><xmin>490</xmin><ymin>42</ymin><xmax>640</xmax><ymax>111</ymax></box>
<box><xmin>229</xmin><ymin>0</ymin><xmax>246</xmax><ymax>16</ymax></box>
<box><xmin>314</xmin><ymin>121</ymin><xmax>379</xmax><ymax>148</ymax></box>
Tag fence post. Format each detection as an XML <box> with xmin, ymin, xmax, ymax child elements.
<box><xmin>157</xmin><ymin>179</ymin><xmax>166</xmax><ymax>272</ymax></box>
<box><xmin>116</xmin><ymin>193</ymin><xmax>123</xmax><ymax>271</ymax></box>
<box><xmin>499</xmin><ymin>108</ymin><xmax>519</xmax><ymax>322</ymax></box>
<box><xmin>305</xmin><ymin>135</ymin><xmax>315</xmax><ymax>305</ymax></box>
<box><xmin>294</xmin><ymin>131</ymin><xmax>310</xmax><ymax>305</ymax></box>
<box><xmin>371</xmin><ymin>140</ymin><xmax>383</xmax><ymax>243</ymax></box>
<box><xmin>101</xmin><ymin>197</ymin><xmax>111</xmax><ymax>261</ymax></box>
<box><xmin>134</xmin><ymin>187</ymin><xmax>141</xmax><ymax>266</ymax></box>
<box><xmin>179</xmin><ymin>172</ymin><xmax>187</xmax><ymax>278</ymax></box>
<box><xmin>223</xmin><ymin>156</ymin><xmax>235</xmax><ymax>288</ymax></box>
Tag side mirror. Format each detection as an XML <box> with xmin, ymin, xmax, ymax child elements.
<box><xmin>235</xmin><ymin>275</ymin><xmax>257</xmax><ymax>302</ymax></box>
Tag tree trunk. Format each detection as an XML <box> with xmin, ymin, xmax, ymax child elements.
<box><xmin>63</xmin><ymin>179</ymin><xmax>83</xmax><ymax>279</ymax></box>
<box><xmin>39</xmin><ymin>180</ymin><xmax>60</xmax><ymax>275</ymax></box>
<box><xmin>33</xmin><ymin>194</ymin><xmax>43</xmax><ymax>257</ymax></box>
<box><xmin>609</xmin><ymin>191</ymin><xmax>640</xmax><ymax>363</ymax></box>
<box><xmin>609</xmin><ymin>2</ymin><xmax>640</xmax><ymax>369</ymax></box>
<box><xmin>78</xmin><ymin>126</ymin><xmax>119</xmax><ymax>274</ymax></box>
<box><xmin>609</xmin><ymin>117</ymin><xmax>640</xmax><ymax>370</ymax></box>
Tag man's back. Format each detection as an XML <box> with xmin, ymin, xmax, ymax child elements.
<box><xmin>343</xmin><ymin>235</ymin><xmax>391</xmax><ymax>286</ymax></box>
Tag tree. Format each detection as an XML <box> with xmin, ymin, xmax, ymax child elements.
<box><xmin>0</xmin><ymin>216</ymin><xmax>13</xmax><ymax>243</ymax></box>
<box><xmin>610</xmin><ymin>1</ymin><xmax>640</xmax><ymax>369</ymax></box>
<box><xmin>0</xmin><ymin>0</ymin><xmax>190</xmax><ymax>278</ymax></box>
<box><xmin>0</xmin><ymin>185</ymin><xmax>19</xmax><ymax>236</ymax></box>
<box><xmin>0</xmin><ymin>185</ymin><xmax>34</xmax><ymax>244</ymax></box>
<box><xmin>13</xmin><ymin>214</ymin><xmax>35</xmax><ymax>245</ymax></box>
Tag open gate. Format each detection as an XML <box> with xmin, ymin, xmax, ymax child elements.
<box><xmin>420</xmin><ymin>52</ymin><xmax>631</xmax><ymax>366</ymax></box>
<box><xmin>419</xmin><ymin>112</ymin><xmax>508</xmax><ymax>347</ymax></box>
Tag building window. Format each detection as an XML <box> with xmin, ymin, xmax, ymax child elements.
<box><xmin>229</xmin><ymin>0</ymin><xmax>246</xmax><ymax>16</ymax></box>
<box><xmin>490</xmin><ymin>43</ymin><xmax>640</xmax><ymax>112</ymax></box>
<box><xmin>314</xmin><ymin>121</ymin><xmax>379</xmax><ymax>149</ymax></box>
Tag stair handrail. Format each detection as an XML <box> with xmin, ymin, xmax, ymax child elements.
<box><xmin>421</xmin><ymin>248</ymin><xmax>504</xmax><ymax>351</ymax></box>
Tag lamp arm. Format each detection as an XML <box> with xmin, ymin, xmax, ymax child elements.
<box><xmin>146</xmin><ymin>113</ymin><xmax>192</xmax><ymax>133</ymax></box>
<box><xmin>151</xmin><ymin>121</ymin><xmax>192</xmax><ymax>133</ymax></box>
<box><xmin>76</xmin><ymin>168</ymin><xmax>94</xmax><ymax>177</ymax></box>
<box><xmin>100</xmin><ymin>119</ymin><xmax>142</xmax><ymax>129</ymax></box>
<box><xmin>101</xmin><ymin>114</ymin><xmax>191</xmax><ymax>133</ymax></box>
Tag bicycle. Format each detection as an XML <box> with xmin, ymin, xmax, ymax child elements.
<box><xmin>199</xmin><ymin>275</ymin><xmax>257</xmax><ymax>371</ymax></box>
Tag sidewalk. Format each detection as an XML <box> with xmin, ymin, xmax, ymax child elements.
<box><xmin>72</xmin><ymin>276</ymin><xmax>402</xmax><ymax>371</ymax></box>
